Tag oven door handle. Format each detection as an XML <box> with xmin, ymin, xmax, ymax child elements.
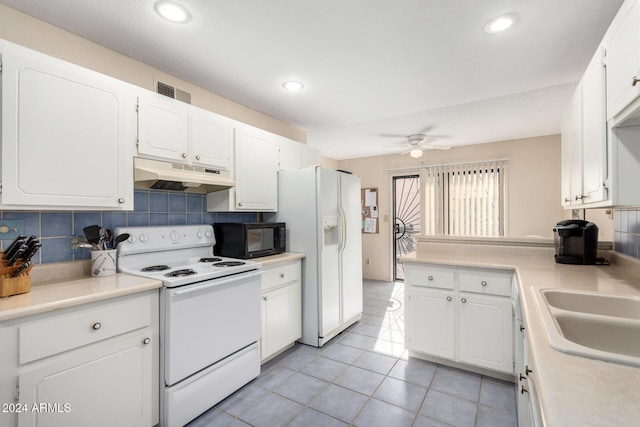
<box><xmin>171</xmin><ymin>270</ymin><xmax>263</xmax><ymax>297</ymax></box>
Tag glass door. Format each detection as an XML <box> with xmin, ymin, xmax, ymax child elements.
<box><xmin>393</xmin><ymin>175</ymin><xmax>421</xmax><ymax>281</ymax></box>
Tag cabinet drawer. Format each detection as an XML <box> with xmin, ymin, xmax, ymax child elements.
<box><xmin>19</xmin><ymin>295</ymin><xmax>152</xmax><ymax>364</ymax></box>
<box><xmin>262</xmin><ymin>261</ymin><xmax>301</xmax><ymax>292</ymax></box>
<box><xmin>459</xmin><ymin>269</ymin><xmax>512</xmax><ymax>297</ymax></box>
<box><xmin>404</xmin><ymin>264</ymin><xmax>455</xmax><ymax>290</ymax></box>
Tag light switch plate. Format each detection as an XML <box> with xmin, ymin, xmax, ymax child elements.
<box><xmin>0</xmin><ymin>220</ymin><xmax>25</xmax><ymax>241</ymax></box>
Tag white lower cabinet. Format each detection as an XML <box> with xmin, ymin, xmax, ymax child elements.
<box><xmin>0</xmin><ymin>291</ymin><xmax>158</xmax><ymax>427</ymax></box>
<box><xmin>405</xmin><ymin>262</ymin><xmax>514</xmax><ymax>376</ymax></box>
<box><xmin>406</xmin><ymin>287</ymin><xmax>455</xmax><ymax>359</ymax></box>
<box><xmin>261</xmin><ymin>259</ymin><xmax>302</xmax><ymax>362</ymax></box>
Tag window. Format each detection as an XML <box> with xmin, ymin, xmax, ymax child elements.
<box><xmin>423</xmin><ymin>160</ymin><xmax>507</xmax><ymax>236</ymax></box>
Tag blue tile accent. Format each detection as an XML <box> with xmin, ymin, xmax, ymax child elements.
<box><xmin>614</xmin><ymin>208</ymin><xmax>640</xmax><ymax>260</ymax></box>
<box><xmin>73</xmin><ymin>212</ymin><xmax>102</xmax><ymax>237</ymax></box>
<box><xmin>169</xmin><ymin>193</ymin><xmax>187</xmax><ymax>213</ymax></box>
<box><xmin>150</xmin><ymin>191</ymin><xmax>169</xmax><ymax>212</ymax></box>
<box><xmin>187</xmin><ymin>194</ymin><xmax>203</xmax><ymax>213</ymax></box>
<box><xmin>41</xmin><ymin>237</ymin><xmax>73</xmax><ymax>263</ymax></box>
<box><xmin>41</xmin><ymin>212</ymin><xmax>72</xmax><ymax>237</ymax></box>
<box><xmin>0</xmin><ymin>189</ymin><xmax>259</xmax><ymax>264</ymax></box>
<box><xmin>3</xmin><ymin>211</ymin><xmax>40</xmax><ymax>237</ymax></box>
<box><xmin>134</xmin><ymin>190</ymin><xmax>150</xmax><ymax>212</ymax></box>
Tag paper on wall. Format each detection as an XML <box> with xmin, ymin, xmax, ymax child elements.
<box><xmin>364</xmin><ymin>218</ymin><xmax>377</xmax><ymax>233</ymax></box>
<box><xmin>365</xmin><ymin>189</ymin><xmax>377</xmax><ymax>207</ymax></box>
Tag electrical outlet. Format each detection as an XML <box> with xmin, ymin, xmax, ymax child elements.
<box><xmin>0</xmin><ymin>220</ymin><xmax>25</xmax><ymax>241</ymax></box>
<box><xmin>68</xmin><ymin>236</ymin><xmax>81</xmax><ymax>254</ymax></box>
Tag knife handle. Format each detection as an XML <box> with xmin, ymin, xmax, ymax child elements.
<box><xmin>3</xmin><ymin>234</ymin><xmax>26</xmax><ymax>259</ymax></box>
<box><xmin>4</xmin><ymin>238</ymin><xmax>26</xmax><ymax>261</ymax></box>
<box><xmin>6</xmin><ymin>248</ymin><xmax>25</xmax><ymax>266</ymax></box>
<box><xmin>11</xmin><ymin>261</ymin><xmax>31</xmax><ymax>278</ymax></box>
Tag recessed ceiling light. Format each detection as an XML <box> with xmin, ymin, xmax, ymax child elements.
<box><xmin>154</xmin><ymin>1</ymin><xmax>191</xmax><ymax>23</ymax></box>
<box><xmin>483</xmin><ymin>13</ymin><xmax>518</xmax><ymax>34</ymax></box>
<box><xmin>282</xmin><ymin>81</ymin><xmax>304</xmax><ymax>92</ymax></box>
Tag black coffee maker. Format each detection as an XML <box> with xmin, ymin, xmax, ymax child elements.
<box><xmin>553</xmin><ymin>220</ymin><xmax>598</xmax><ymax>264</ymax></box>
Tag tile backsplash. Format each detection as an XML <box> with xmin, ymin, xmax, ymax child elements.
<box><xmin>0</xmin><ymin>190</ymin><xmax>257</xmax><ymax>264</ymax></box>
<box><xmin>614</xmin><ymin>208</ymin><xmax>640</xmax><ymax>259</ymax></box>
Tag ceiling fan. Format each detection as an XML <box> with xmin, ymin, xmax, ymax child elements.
<box><xmin>395</xmin><ymin>133</ymin><xmax>451</xmax><ymax>159</ymax></box>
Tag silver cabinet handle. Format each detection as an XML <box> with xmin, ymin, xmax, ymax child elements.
<box><xmin>427</xmin><ymin>275</ymin><xmax>434</xmax><ymax>281</ymax></box>
<box><xmin>633</xmin><ymin>76</ymin><xmax>640</xmax><ymax>87</ymax></box>
<box><xmin>238</xmin><ymin>202</ymin><xmax>243</xmax><ymax>207</ymax></box>
<box><xmin>181</xmin><ymin>152</ymin><xmax>187</xmax><ymax>158</ymax></box>
<box><xmin>92</xmin><ymin>322</ymin><xmax>102</xmax><ymax>331</ymax></box>
<box><xmin>481</xmin><ymin>281</ymin><xmax>487</xmax><ymax>287</ymax></box>
<box><xmin>564</xmin><ymin>197</ymin><xmax>570</xmax><ymax>203</ymax></box>
<box><xmin>446</xmin><ymin>296</ymin><xmax>452</xmax><ymax>302</ymax></box>
<box><xmin>280</xmin><ymin>273</ymin><xmax>285</xmax><ymax>279</ymax></box>
<box><xmin>195</xmin><ymin>154</ymin><xmax>201</xmax><ymax>160</ymax></box>
<box><xmin>461</xmin><ymin>298</ymin><xmax>467</xmax><ymax>304</ymax></box>
<box><xmin>118</xmin><ymin>198</ymin><xmax>125</xmax><ymax>204</ymax></box>
<box><xmin>143</xmin><ymin>338</ymin><xmax>151</xmax><ymax>345</ymax></box>
<box><xmin>263</xmin><ymin>296</ymin><xmax>268</xmax><ymax>301</ymax></box>
<box><xmin>521</xmin><ymin>386</ymin><xmax>529</xmax><ymax>394</ymax></box>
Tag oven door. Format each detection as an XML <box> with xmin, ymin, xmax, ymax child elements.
<box><xmin>164</xmin><ymin>270</ymin><xmax>262</xmax><ymax>386</ymax></box>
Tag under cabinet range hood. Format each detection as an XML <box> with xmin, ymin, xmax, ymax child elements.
<box><xmin>134</xmin><ymin>157</ymin><xmax>235</xmax><ymax>193</ymax></box>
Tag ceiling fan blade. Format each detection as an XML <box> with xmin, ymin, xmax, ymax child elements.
<box><xmin>380</xmin><ymin>133</ymin><xmax>409</xmax><ymax>138</ymax></box>
<box><xmin>422</xmin><ymin>144</ymin><xmax>452</xmax><ymax>151</ymax></box>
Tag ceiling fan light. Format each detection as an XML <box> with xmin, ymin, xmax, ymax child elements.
<box><xmin>409</xmin><ymin>148</ymin><xmax>423</xmax><ymax>159</ymax></box>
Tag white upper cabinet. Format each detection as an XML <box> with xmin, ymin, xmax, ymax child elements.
<box><xmin>137</xmin><ymin>91</ymin><xmax>231</xmax><ymax>171</ymax></box>
<box><xmin>0</xmin><ymin>40</ymin><xmax>134</xmax><ymax>210</ymax></box>
<box><xmin>207</xmin><ymin>124</ymin><xmax>279</xmax><ymax>211</ymax></box>
<box><xmin>137</xmin><ymin>92</ymin><xmax>189</xmax><ymax>163</ymax></box>
<box><xmin>278</xmin><ymin>137</ymin><xmax>321</xmax><ymax>171</ymax></box>
<box><xmin>606</xmin><ymin>0</ymin><xmax>640</xmax><ymax>122</ymax></box>
<box><xmin>561</xmin><ymin>47</ymin><xmax>608</xmax><ymax>208</ymax></box>
<box><xmin>190</xmin><ymin>106</ymin><xmax>231</xmax><ymax>170</ymax></box>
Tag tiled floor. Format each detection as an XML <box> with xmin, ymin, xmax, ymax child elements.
<box><xmin>188</xmin><ymin>280</ymin><xmax>517</xmax><ymax>427</ymax></box>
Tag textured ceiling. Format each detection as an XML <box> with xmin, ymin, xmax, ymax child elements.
<box><xmin>0</xmin><ymin>0</ymin><xmax>625</xmax><ymax>159</ymax></box>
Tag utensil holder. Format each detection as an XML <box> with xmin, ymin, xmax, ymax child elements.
<box><xmin>91</xmin><ymin>249</ymin><xmax>117</xmax><ymax>277</ymax></box>
<box><xmin>0</xmin><ymin>254</ymin><xmax>33</xmax><ymax>298</ymax></box>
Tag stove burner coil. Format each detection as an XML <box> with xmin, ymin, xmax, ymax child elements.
<box><xmin>142</xmin><ymin>265</ymin><xmax>171</xmax><ymax>272</ymax></box>
<box><xmin>213</xmin><ymin>261</ymin><xmax>246</xmax><ymax>267</ymax></box>
<box><xmin>164</xmin><ymin>269</ymin><xmax>197</xmax><ymax>277</ymax></box>
<box><xmin>199</xmin><ymin>257</ymin><xmax>223</xmax><ymax>262</ymax></box>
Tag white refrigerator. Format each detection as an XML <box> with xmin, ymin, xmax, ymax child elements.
<box><xmin>269</xmin><ymin>167</ymin><xmax>363</xmax><ymax>347</ymax></box>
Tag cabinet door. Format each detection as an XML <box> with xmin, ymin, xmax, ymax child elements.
<box><xmin>406</xmin><ymin>286</ymin><xmax>455</xmax><ymax>359</ymax></box>
<box><xmin>190</xmin><ymin>107</ymin><xmax>231</xmax><ymax>170</ymax></box>
<box><xmin>18</xmin><ymin>330</ymin><xmax>153</xmax><ymax>427</ymax></box>
<box><xmin>261</xmin><ymin>281</ymin><xmax>302</xmax><ymax>361</ymax></box>
<box><xmin>606</xmin><ymin>0</ymin><xmax>640</xmax><ymax>120</ymax></box>
<box><xmin>458</xmin><ymin>293</ymin><xmax>513</xmax><ymax>373</ymax></box>
<box><xmin>582</xmin><ymin>47</ymin><xmax>608</xmax><ymax>204</ymax></box>
<box><xmin>278</xmin><ymin>138</ymin><xmax>304</xmax><ymax>170</ymax></box>
<box><xmin>1</xmin><ymin>45</ymin><xmax>133</xmax><ymax>210</ymax></box>
<box><xmin>137</xmin><ymin>92</ymin><xmax>189</xmax><ymax>162</ymax></box>
<box><xmin>234</xmin><ymin>127</ymin><xmax>279</xmax><ymax>211</ymax></box>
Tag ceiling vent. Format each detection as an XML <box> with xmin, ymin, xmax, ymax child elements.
<box><xmin>157</xmin><ymin>81</ymin><xmax>191</xmax><ymax>104</ymax></box>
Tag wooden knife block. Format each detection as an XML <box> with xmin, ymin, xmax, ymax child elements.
<box><xmin>0</xmin><ymin>254</ymin><xmax>33</xmax><ymax>298</ymax></box>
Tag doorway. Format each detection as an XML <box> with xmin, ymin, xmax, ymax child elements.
<box><xmin>393</xmin><ymin>175</ymin><xmax>421</xmax><ymax>281</ymax></box>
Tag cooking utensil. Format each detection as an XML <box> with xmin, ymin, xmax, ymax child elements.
<box><xmin>22</xmin><ymin>243</ymin><xmax>41</xmax><ymax>264</ymax></box>
<box><xmin>103</xmin><ymin>228</ymin><xmax>113</xmax><ymax>250</ymax></box>
<box><xmin>6</xmin><ymin>247</ymin><xmax>26</xmax><ymax>266</ymax></box>
<box><xmin>114</xmin><ymin>233</ymin><xmax>130</xmax><ymax>248</ymax></box>
<box><xmin>4</xmin><ymin>236</ymin><xmax>26</xmax><ymax>261</ymax></box>
<box><xmin>83</xmin><ymin>225</ymin><xmax>102</xmax><ymax>249</ymax></box>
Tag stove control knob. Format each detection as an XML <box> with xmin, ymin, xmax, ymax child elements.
<box><xmin>170</xmin><ymin>231</ymin><xmax>180</xmax><ymax>242</ymax></box>
<box><xmin>128</xmin><ymin>235</ymin><xmax>136</xmax><ymax>244</ymax></box>
<box><xmin>205</xmin><ymin>230</ymin><xmax>213</xmax><ymax>238</ymax></box>
<box><xmin>197</xmin><ymin>231</ymin><xmax>204</xmax><ymax>239</ymax></box>
<box><xmin>139</xmin><ymin>234</ymin><xmax>148</xmax><ymax>243</ymax></box>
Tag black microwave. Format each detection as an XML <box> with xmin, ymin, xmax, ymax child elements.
<box><xmin>213</xmin><ymin>222</ymin><xmax>286</xmax><ymax>259</ymax></box>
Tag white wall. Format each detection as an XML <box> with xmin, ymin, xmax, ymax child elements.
<box><xmin>338</xmin><ymin>135</ymin><xmax>568</xmax><ymax>281</ymax></box>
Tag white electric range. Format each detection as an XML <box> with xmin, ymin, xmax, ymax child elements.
<box><xmin>115</xmin><ymin>225</ymin><xmax>262</xmax><ymax>427</ymax></box>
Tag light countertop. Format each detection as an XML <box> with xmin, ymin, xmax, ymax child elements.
<box><xmin>0</xmin><ymin>273</ymin><xmax>162</xmax><ymax>322</ymax></box>
<box><xmin>255</xmin><ymin>252</ymin><xmax>305</xmax><ymax>267</ymax></box>
<box><xmin>402</xmin><ymin>248</ymin><xmax>640</xmax><ymax>427</ymax></box>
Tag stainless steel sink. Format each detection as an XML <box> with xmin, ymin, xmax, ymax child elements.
<box><xmin>534</xmin><ymin>288</ymin><xmax>640</xmax><ymax>367</ymax></box>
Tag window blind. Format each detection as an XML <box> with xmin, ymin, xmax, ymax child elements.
<box><xmin>422</xmin><ymin>160</ymin><xmax>507</xmax><ymax>236</ymax></box>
